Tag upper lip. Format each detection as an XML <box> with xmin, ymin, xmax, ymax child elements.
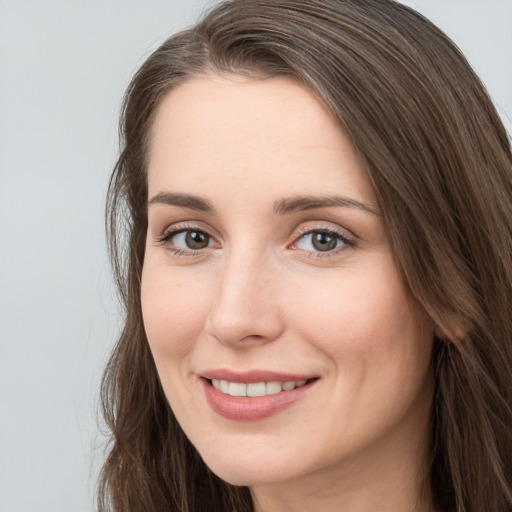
<box><xmin>201</xmin><ymin>368</ymin><xmax>317</xmax><ymax>383</ymax></box>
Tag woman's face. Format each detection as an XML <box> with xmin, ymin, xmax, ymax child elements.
<box><xmin>142</xmin><ymin>75</ymin><xmax>434</xmax><ymax>492</ymax></box>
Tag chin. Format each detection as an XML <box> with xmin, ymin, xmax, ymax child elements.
<box><xmin>200</xmin><ymin>449</ymin><xmax>298</xmax><ymax>487</ymax></box>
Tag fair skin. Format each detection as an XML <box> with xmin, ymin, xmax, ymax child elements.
<box><xmin>141</xmin><ymin>74</ymin><xmax>435</xmax><ymax>512</ymax></box>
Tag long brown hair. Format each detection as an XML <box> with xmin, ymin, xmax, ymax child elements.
<box><xmin>99</xmin><ymin>1</ymin><xmax>512</xmax><ymax>510</ymax></box>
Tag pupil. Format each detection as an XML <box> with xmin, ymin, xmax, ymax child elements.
<box><xmin>185</xmin><ymin>231</ymin><xmax>209</xmax><ymax>249</ymax></box>
<box><xmin>312</xmin><ymin>232</ymin><xmax>337</xmax><ymax>251</ymax></box>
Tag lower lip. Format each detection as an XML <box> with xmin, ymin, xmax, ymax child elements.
<box><xmin>201</xmin><ymin>378</ymin><xmax>316</xmax><ymax>421</ymax></box>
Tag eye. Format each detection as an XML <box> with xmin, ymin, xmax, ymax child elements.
<box><xmin>293</xmin><ymin>229</ymin><xmax>351</xmax><ymax>253</ymax></box>
<box><xmin>157</xmin><ymin>227</ymin><xmax>216</xmax><ymax>254</ymax></box>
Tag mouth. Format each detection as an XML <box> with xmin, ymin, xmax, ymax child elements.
<box><xmin>200</xmin><ymin>373</ymin><xmax>319</xmax><ymax>421</ymax></box>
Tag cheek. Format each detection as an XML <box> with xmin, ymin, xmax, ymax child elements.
<box><xmin>140</xmin><ymin>263</ymin><xmax>210</xmax><ymax>361</ymax></box>
<box><xmin>287</xmin><ymin>264</ymin><xmax>400</xmax><ymax>335</ymax></box>
<box><xmin>284</xmin><ymin>257</ymin><xmax>433</xmax><ymax>380</ymax></box>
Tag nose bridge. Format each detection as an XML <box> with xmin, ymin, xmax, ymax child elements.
<box><xmin>205</xmin><ymin>245</ymin><xmax>284</xmax><ymax>346</ymax></box>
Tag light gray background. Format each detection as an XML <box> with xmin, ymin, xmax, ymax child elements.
<box><xmin>0</xmin><ymin>1</ymin><xmax>510</xmax><ymax>511</ymax></box>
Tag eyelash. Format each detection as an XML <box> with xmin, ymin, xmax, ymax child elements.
<box><xmin>155</xmin><ymin>223</ymin><xmax>355</xmax><ymax>259</ymax></box>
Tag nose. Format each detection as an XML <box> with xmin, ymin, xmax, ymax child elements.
<box><xmin>205</xmin><ymin>251</ymin><xmax>285</xmax><ymax>347</ymax></box>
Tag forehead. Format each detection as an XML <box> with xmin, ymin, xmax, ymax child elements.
<box><xmin>147</xmin><ymin>74</ymin><xmax>376</xmax><ymax>209</ymax></box>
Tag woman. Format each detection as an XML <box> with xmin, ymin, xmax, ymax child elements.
<box><xmin>99</xmin><ymin>1</ymin><xmax>512</xmax><ymax>511</ymax></box>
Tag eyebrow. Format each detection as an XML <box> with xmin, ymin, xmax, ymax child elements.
<box><xmin>273</xmin><ymin>195</ymin><xmax>379</xmax><ymax>216</ymax></box>
<box><xmin>147</xmin><ymin>191</ymin><xmax>378</xmax><ymax>216</ymax></box>
<box><xmin>147</xmin><ymin>192</ymin><xmax>213</xmax><ymax>212</ymax></box>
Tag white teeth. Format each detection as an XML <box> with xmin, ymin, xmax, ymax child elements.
<box><xmin>282</xmin><ymin>381</ymin><xmax>296</xmax><ymax>391</ymax></box>
<box><xmin>247</xmin><ymin>382</ymin><xmax>266</xmax><ymax>397</ymax></box>
<box><xmin>220</xmin><ymin>379</ymin><xmax>229</xmax><ymax>394</ymax></box>
<box><xmin>266</xmin><ymin>381</ymin><xmax>282</xmax><ymax>394</ymax></box>
<box><xmin>210</xmin><ymin>378</ymin><xmax>309</xmax><ymax>397</ymax></box>
<box><xmin>228</xmin><ymin>382</ymin><xmax>247</xmax><ymax>397</ymax></box>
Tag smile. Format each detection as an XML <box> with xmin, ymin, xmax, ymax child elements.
<box><xmin>201</xmin><ymin>373</ymin><xmax>318</xmax><ymax>421</ymax></box>
<box><xmin>210</xmin><ymin>379</ymin><xmax>308</xmax><ymax>397</ymax></box>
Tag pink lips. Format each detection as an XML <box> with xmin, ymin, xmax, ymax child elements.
<box><xmin>200</xmin><ymin>369</ymin><xmax>318</xmax><ymax>421</ymax></box>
